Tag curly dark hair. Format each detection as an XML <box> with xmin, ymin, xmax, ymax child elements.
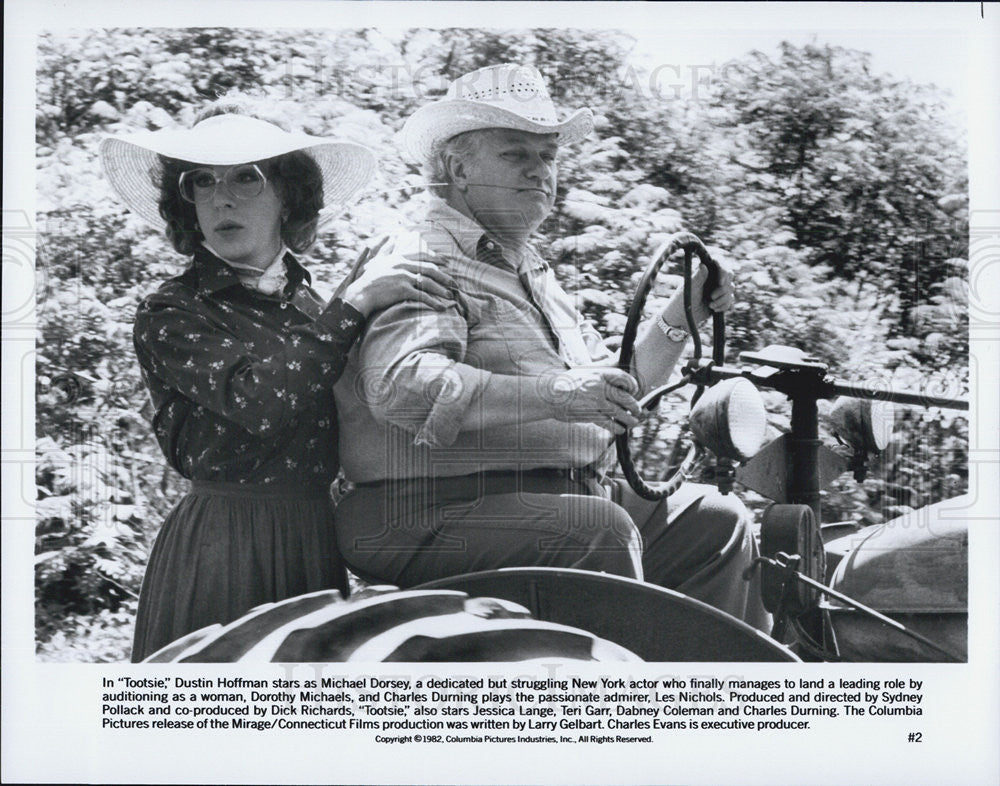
<box><xmin>156</xmin><ymin>101</ymin><xmax>324</xmax><ymax>256</ymax></box>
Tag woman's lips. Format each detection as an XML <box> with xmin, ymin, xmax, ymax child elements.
<box><xmin>214</xmin><ymin>222</ymin><xmax>244</xmax><ymax>234</ymax></box>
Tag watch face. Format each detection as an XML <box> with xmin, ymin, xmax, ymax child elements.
<box><xmin>657</xmin><ymin>314</ymin><xmax>688</xmax><ymax>342</ymax></box>
<box><xmin>662</xmin><ymin>323</ymin><xmax>688</xmax><ymax>342</ymax></box>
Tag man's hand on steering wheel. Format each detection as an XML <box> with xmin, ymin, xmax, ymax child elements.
<box><xmin>615</xmin><ymin>232</ymin><xmax>730</xmax><ymax>500</ymax></box>
<box><xmin>660</xmin><ymin>259</ymin><xmax>736</xmax><ymax>329</ymax></box>
<box><xmin>543</xmin><ymin>366</ymin><xmax>643</xmax><ymax>435</ymax></box>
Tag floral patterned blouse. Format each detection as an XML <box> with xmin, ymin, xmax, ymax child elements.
<box><xmin>133</xmin><ymin>246</ymin><xmax>363</xmax><ymax>489</ymax></box>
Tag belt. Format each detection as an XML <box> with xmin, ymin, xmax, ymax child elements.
<box><xmin>189</xmin><ymin>479</ymin><xmax>331</xmax><ymax>501</ymax></box>
<box><xmin>353</xmin><ymin>467</ymin><xmax>601</xmax><ymax>497</ymax></box>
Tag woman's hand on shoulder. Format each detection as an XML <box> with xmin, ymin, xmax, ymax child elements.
<box><xmin>341</xmin><ymin>235</ymin><xmax>456</xmax><ymax>318</ymax></box>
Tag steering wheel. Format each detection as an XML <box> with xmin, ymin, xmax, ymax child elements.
<box><xmin>615</xmin><ymin>232</ymin><xmax>726</xmax><ymax>500</ymax></box>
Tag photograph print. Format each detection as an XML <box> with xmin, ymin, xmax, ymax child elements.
<box><xmin>33</xmin><ymin>25</ymin><xmax>971</xmax><ymax>666</ymax></box>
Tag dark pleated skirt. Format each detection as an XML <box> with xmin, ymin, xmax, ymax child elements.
<box><xmin>131</xmin><ymin>480</ymin><xmax>348</xmax><ymax>662</ymax></box>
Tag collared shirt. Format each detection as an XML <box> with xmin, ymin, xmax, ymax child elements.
<box><xmin>334</xmin><ymin>198</ymin><xmax>615</xmax><ymax>483</ymax></box>
<box><xmin>133</xmin><ymin>245</ymin><xmax>363</xmax><ymax>487</ymax></box>
<box><xmin>204</xmin><ymin>241</ymin><xmax>291</xmax><ymax>295</ymax></box>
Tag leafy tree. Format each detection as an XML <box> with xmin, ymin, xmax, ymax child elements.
<box><xmin>709</xmin><ymin>44</ymin><xmax>967</xmax><ymax>323</ymax></box>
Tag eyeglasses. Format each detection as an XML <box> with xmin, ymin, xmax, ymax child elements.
<box><xmin>178</xmin><ymin>164</ymin><xmax>268</xmax><ymax>204</ymax></box>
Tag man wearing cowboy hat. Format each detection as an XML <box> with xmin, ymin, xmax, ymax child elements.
<box><xmin>334</xmin><ymin>64</ymin><xmax>768</xmax><ymax>631</ymax></box>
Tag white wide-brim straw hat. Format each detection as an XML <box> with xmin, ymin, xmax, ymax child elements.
<box><xmin>100</xmin><ymin>113</ymin><xmax>377</xmax><ymax>230</ymax></box>
<box><xmin>397</xmin><ymin>63</ymin><xmax>594</xmax><ymax>163</ymax></box>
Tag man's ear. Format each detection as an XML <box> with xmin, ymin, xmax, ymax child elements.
<box><xmin>444</xmin><ymin>153</ymin><xmax>468</xmax><ymax>191</ymax></box>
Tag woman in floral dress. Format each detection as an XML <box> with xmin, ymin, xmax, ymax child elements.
<box><xmin>101</xmin><ymin>98</ymin><xmax>451</xmax><ymax>660</ymax></box>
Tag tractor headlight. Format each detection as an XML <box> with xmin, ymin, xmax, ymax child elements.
<box><xmin>828</xmin><ymin>397</ymin><xmax>895</xmax><ymax>454</ymax></box>
<box><xmin>689</xmin><ymin>378</ymin><xmax>767</xmax><ymax>461</ymax></box>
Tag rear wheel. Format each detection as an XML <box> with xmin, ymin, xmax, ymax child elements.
<box><xmin>142</xmin><ymin>584</ymin><xmax>642</xmax><ymax>663</ymax></box>
<box><xmin>417</xmin><ymin>568</ymin><xmax>798</xmax><ymax>662</ymax></box>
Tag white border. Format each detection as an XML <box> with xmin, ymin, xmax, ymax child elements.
<box><xmin>4</xmin><ymin>2</ymin><xmax>999</xmax><ymax>784</ymax></box>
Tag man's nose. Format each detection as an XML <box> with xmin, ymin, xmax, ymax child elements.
<box><xmin>524</xmin><ymin>153</ymin><xmax>554</xmax><ymax>182</ymax></box>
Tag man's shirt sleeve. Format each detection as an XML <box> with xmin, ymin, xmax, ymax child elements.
<box><xmin>578</xmin><ymin>314</ymin><xmax>615</xmax><ymax>363</ymax></box>
<box><xmin>356</xmin><ymin>297</ymin><xmax>493</xmax><ymax>448</ymax></box>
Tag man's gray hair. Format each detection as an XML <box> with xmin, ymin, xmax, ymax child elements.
<box><xmin>421</xmin><ymin>129</ymin><xmax>490</xmax><ymax>197</ymax></box>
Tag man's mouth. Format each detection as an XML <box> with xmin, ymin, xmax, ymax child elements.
<box><xmin>214</xmin><ymin>221</ymin><xmax>243</xmax><ymax>232</ymax></box>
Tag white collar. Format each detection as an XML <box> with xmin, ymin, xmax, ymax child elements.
<box><xmin>203</xmin><ymin>241</ymin><xmax>290</xmax><ymax>296</ymax></box>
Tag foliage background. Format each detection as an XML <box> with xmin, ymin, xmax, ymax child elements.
<box><xmin>34</xmin><ymin>28</ymin><xmax>968</xmax><ymax>662</ymax></box>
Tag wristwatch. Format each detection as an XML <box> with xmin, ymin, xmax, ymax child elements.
<box><xmin>656</xmin><ymin>313</ymin><xmax>689</xmax><ymax>343</ymax></box>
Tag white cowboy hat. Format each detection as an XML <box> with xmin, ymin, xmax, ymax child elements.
<box><xmin>397</xmin><ymin>63</ymin><xmax>594</xmax><ymax>163</ymax></box>
<box><xmin>99</xmin><ymin>113</ymin><xmax>377</xmax><ymax>230</ymax></box>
